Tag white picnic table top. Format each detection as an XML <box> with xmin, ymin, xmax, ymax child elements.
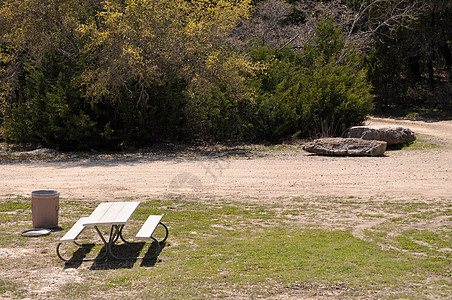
<box><xmin>83</xmin><ymin>202</ymin><xmax>140</xmax><ymax>226</ymax></box>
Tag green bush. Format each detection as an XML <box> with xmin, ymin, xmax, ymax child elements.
<box><xmin>100</xmin><ymin>78</ymin><xmax>188</xmax><ymax>148</ymax></box>
<box><xmin>1</xmin><ymin>16</ymin><xmax>374</xmax><ymax>149</ymax></box>
<box><xmin>184</xmin><ymin>85</ymin><xmax>248</xmax><ymax>142</ymax></box>
<box><xmin>1</xmin><ymin>58</ymin><xmax>99</xmax><ymax>150</ymax></box>
<box><xmin>1</xmin><ymin>53</ymin><xmax>189</xmax><ymax>150</ymax></box>
<box><xmin>245</xmin><ymin>47</ymin><xmax>303</xmax><ymax>142</ymax></box>
<box><xmin>246</xmin><ymin>17</ymin><xmax>374</xmax><ymax>141</ymax></box>
<box><xmin>299</xmin><ymin>56</ymin><xmax>374</xmax><ymax>137</ymax></box>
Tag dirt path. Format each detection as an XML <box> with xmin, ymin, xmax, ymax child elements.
<box><xmin>1</xmin><ymin>117</ymin><xmax>451</xmax><ymax>203</ymax></box>
<box><xmin>1</xmin><ymin>117</ymin><xmax>451</xmax><ymax>300</ymax></box>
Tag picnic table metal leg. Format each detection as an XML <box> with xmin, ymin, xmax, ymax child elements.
<box><xmin>58</xmin><ymin>224</ymin><xmax>163</xmax><ymax>261</ymax></box>
<box><xmin>109</xmin><ymin>225</ymin><xmax>121</xmax><ymax>245</ymax></box>
<box><xmin>115</xmin><ymin>225</ymin><xmax>135</xmax><ymax>244</ymax></box>
<box><xmin>56</xmin><ymin>237</ymin><xmax>108</xmax><ymax>262</ymax></box>
<box><xmin>107</xmin><ymin>225</ymin><xmax>161</xmax><ymax>260</ymax></box>
<box><xmin>141</xmin><ymin>236</ymin><xmax>161</xmax><ymax>260</ymax></box>
<box><xmin>115</xmin><ymin>222</ymin><xmax>167</xmax><ymax>245</ymax></box>
<box><xmin>157</xmin><ymin>222</ymin><xmax>169</xmax><ymax>243</ymax></box>
<box><xmin>94</xmin><ymin>225</ymin><xmax>108</xmax><ymax>245</ymax></box>
<box><xmin>107</xmin><ymin>224</ymin><xmax>135</xmax><ymax>245</ymax></box>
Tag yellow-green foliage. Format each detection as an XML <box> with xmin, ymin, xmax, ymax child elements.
<box><xmin>78</xmin><ymin>0</ymin><xmax>254</xmax><ymax>100</ymax></box>
<box><xmin>0</xmin><ymin>0</ymin><xmax>254</xmax><ymax>102</ymax></box>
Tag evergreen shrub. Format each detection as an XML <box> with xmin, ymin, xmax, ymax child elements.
<box><xmin>245</xmin><ymin>17</ymin><xmax>374</xmax><ymax>141</ymax></box>
<box><xmin>1</xmin><ymin>54</ymin><xmax>189</xmax><ymax>150</ymax></box>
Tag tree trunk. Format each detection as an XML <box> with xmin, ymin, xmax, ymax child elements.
<box><xmin>440</xmin><ymin>41</ymin><xmax>452</xmax><ymax>69</ymax></box>
<box><xmin>427</xmin><ymin>54</ymin><xmax>435</xmax><ymax>89</ymax></box>
<box><xmin>408</xmin><ymin>56</ymin><xmax>421</xmax><ymax>79</ymax></box>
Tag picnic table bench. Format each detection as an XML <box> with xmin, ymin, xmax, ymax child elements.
<box><xmin>56</xmin><ymin>202</ymin><xmax>168</xmax><ymax>262</ymax></box>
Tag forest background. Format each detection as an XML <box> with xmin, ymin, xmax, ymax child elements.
<box><xmin>0</xmin><ymin>0</ymin><xmax>451</xmax><ymax>150</ymax></box>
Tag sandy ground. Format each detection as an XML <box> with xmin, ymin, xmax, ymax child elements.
<box><xmin>0</xmin><ymin>117</ymin><xmax>451</xmax><ymax>300</ymax></box>
<box><xmin>1</xmin><ymin>117</ymin><xmax>451</xmax><ymax>203</ymax></box>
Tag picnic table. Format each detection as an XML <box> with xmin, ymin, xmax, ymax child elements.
<box><xmin>56</xmin><ymin>202</ymin><xmax>168</xmax><ymax>262</ymax></box>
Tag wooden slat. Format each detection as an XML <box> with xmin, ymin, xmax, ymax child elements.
<box><xmin>136</xmin><ymin>215</ymin><xmax>163</xmax><ymax>240</ymax></box>
<box><xmin>60</xmin><ymin>217</ymin><xmax>89</xmax><ymax>242</ymax></box>
<box><xmin>112</xmin><ymin>202</ymin><xmax>140</xmax><ymax>225</ymax></box>
<box><xmin>95</xmin><ymin>202</ymin><xmax>124</xmax><ymax>224</ymax></box>
<box><xmin>83</xmin><ymin>202</ymin><xmax>113</xmax><ymax>226</ymax></box>
<box><xmin>83</xmin><ymin>202</ymin><xmax>140</xmax><ymax>226</ymax></box>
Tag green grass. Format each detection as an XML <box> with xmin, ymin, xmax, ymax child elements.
<box><xmin>0</xmin><ymin>195</ymin><xmax>450</xmax><ymax>299</ymax></box>
<box><xmin>374</xmin><ymin>107</ymin><xmax>452</xmax><ymax>121</ymax></box>
<box><xmin>384</xmin><ymin>133</ymin><xmax>442</xmax><ymax>152</ymax></box>
<box><xmin>396</xmin><ymin>230</ymin><xmax>451</xmax><ymax>253</ymax></box>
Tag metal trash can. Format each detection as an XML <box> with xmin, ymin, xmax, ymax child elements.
<box><xmin>31</xmin><ymin>190</ymin><xmax>60</xmax><ymax>228</ymax></box>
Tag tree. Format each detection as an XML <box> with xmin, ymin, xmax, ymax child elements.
<box><xmin>1</xmin><ymin>0</ymin><xmax>255</xmax><ymax>107</ymax></box>
<box><xmin>0</xmin><ymin>0</ymin><xmax>257</xmax><ymax>148</ymax></box>
<box><xmin>362</xmin><ymin>0</ymin><xmax>452</xmax><ymax>110</ymax></box>
<box><xmin>0</xmin><ymin>0</ymin><xmax>101</xmax><ymax>107</ymax></box>
<box><xmin>77</xmin><ymin>0</ymin><xmax>254</xmax><ymax>102</ymax></box>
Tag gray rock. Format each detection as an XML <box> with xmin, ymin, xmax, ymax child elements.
<box><xmin>302</xmin><ymin>138</ymin><xmax>387</xmax><ymax>156</ymax></box>
<box><xmin>347</xmin><ymin>125</ymin><xmax>416</xmax><ymax>145</ymax></box>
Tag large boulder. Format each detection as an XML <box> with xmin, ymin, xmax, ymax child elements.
<box><xmin>347</xmin><ymin>125</ymin><xmax>416</xmax><ymax>145</ymax></box>
<box><xmin>303</xmin><ymin>138</ymin><xmax>387</xmax><ymax>156</ymax></box>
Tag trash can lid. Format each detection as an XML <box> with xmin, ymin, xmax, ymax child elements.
<box><xmin>21</xmin><ymin>228</ymin><xmax>51</xmax><ymax>237</ymax></box>
<box><xmin>31</xmin><ymin>190</ymin><xmax>60</xmax><ymax>196</ymax></box>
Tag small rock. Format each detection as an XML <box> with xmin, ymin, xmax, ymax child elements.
<box><xmin>26</xmin><ymin>148</ymin><xmax>58</xmax><ymax>154</ymax></box>
<box><xmin>303</xmin><ymin>138</ymin><xmax>387</xmax><ymax>156</ymax></box>
<box><xmin>347</xmin><ymin>125</ymin><xmax>416</xmax><ymax>145</ymax></box>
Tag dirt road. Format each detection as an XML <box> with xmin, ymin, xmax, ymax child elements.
<box><xmin>1</xmin><ymin>117</ymin><xmax>451</xmax><ymax>203</ymax></box>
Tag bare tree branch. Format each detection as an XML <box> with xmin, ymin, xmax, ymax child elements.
<box><xmin>334</xmin><ymin>0</ymin><xmax>428</xmax><ymax>64</ymax></box>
